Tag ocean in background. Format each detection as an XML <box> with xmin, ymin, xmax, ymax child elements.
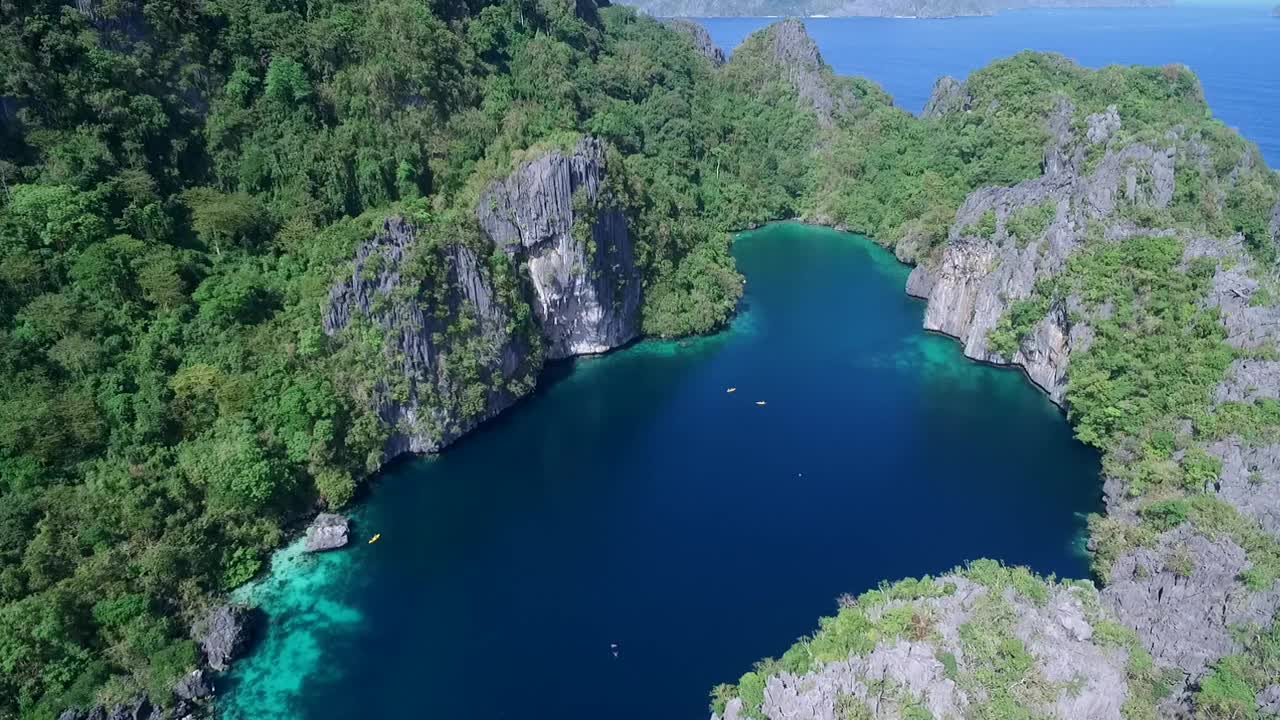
<box><xmin>697</xmin><ymin>7</ymin><xmax>1280</xmax><ymax>166</ymax></box>
<box><xmin>220</xmin><ymin>225</ymin><xmax>1100</xmax><ymax>719</ymax></box>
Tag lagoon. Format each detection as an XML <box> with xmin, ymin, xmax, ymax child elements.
<box><xmin>220</xmin><ymin>224</ymin><xmax>1100</xmax><ymax>720</ymax></box>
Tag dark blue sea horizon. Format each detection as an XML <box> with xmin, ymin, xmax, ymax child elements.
<box><xmin>698</xmin><ymin>7</ymin><xmax>1280</xmax><ymax>166</ymax></box>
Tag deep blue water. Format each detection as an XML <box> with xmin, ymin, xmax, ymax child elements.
<box><xmin>698</xmin><ymin>7</ymin><xmax>1280</xmax><ymax>166</ymax></box>
<box><xmin>221</xmin><ymin>224</ymin><xmax>1099</xmax><ymax>719</ymax></box>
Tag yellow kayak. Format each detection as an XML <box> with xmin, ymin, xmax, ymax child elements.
<box><xmin>368</xmin><ymin>533</ymin><xmax>381</xmax><ymax>544</ymax></box>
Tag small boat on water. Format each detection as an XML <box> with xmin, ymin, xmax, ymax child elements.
<box><xmin>726</xmin><ymin>387</ymin><xmax>737</xmax><ymax>393</ymax></box>
<box><xmin>755</xmin><ymin>401</ymin><xmax>767</xmax><ymax>406</ymax></box>
<box><xmin>368</xmin><ymin>533</ymin><xmax>382</xmax><ymax>544</ymax></box>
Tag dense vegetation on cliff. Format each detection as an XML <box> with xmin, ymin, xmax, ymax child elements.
<box><xmin>0</xmin><ymin>1</ymin><xmax>806</xmax><ymax>716</ymax></box>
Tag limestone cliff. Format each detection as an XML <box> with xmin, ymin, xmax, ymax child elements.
<box><xmin>714</xmin><ymin>571</ymin><xmax>1136</xmax><ymax>720</ymax></box>
<box><xmin>907</xmin><ymin>98</ymin><xmax>1178</xmax><ymax>403</ymax></box>
<box><xmin>477</xmin><ymin>137</ymin><xmax>642</xmax><ymax>360</ymax></box>
<box><xmin>742</xmin><ymin>18</ymin><xmax>861</xmax><ymax>129</ymax></box>
<box><xmin>921</xmin><ymin>76</ymin><xmax>969</xmax><ymax>119</ymax></box>
<box><xmin>325</xmin><ymin>137</ymin><xmax>639</xmax><ymax>458</ymax></box>
<box><xmin>665</xmin><ymin>18</ymin><xmax>727</xmax><ymax>65</ymax></box>
<box><xmin>324</xmin><ymin>217</ymin><xmax>536</xmax><ymax>456</ymax></box>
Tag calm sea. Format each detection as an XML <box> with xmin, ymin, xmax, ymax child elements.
<box><xmin>698</xmin><ymin>7</ymin><xmax>1280</xmax><ymax>166</ymax></box>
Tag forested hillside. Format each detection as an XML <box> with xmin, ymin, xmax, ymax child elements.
<box><xmin>0</xmin><ymin>2</ymin><xmax>814</xmax><ymax>717</ymax></box>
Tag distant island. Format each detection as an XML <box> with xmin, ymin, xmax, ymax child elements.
<box><xmin>1273</xmin><ymin>3</ymin><xmax>1279</xmax><ymax>15</ymax></box>
<box><xmin>620</xmin><ymin>0</ymin><xmax>1170</xmax><ymax>18</ymax></box>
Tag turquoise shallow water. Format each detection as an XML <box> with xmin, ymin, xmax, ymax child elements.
<box><xmin>220</xmin><ymin>224</ymin><xmax>1100</xmax><ymax>719</ymax></box>
<box><xmin>700</xmin><ymin>7</ymin><xmax>1280</xmax><ymax>167</ymax></box>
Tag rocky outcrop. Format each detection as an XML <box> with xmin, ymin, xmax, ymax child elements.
<box><xmin>172</xmin><ymin>670</ymin><xmax>212</xmax><ymax>702</ymax></box>
<box><xmin>324</xmin><ymin>217</ymin><xmax>537</xmax><ymax>456</ymax></box>
<box><xmin>304</xmin><ymin>513</ymin><xmax>350</xmax><ymax>552</ymax></box>
<box><xmin>1104</xmin><ymin>525</ymin><xmax>1280</xmax><ymax>679</ymax></box>
<box><xmin>921</xmin><ymin>76</ymin><xmax>969</xmax><ymax>118</ymax></box>
<box><xmin>194</xmin><ymin>604</ymin><xmax>255</xmax><ymax>673</ymax></box>
<box><xmin>910</xmin><ymin>99</ymin><xmax>1177</xmax><ymax>403</ymax></box>
<box><xmin>477</xmin><ymin>137</ymin><xmax>641</xmax><ymax>360</ymax></box>
<box><xmin>713</xmin><ymin>575</ymin><xmax>1132</xmax><ymax>720</ymax></box>
<box><xmin>755</xmin><ymin>19</ymin><xmax>856</xmax><ymax>128</ymax></box>
<box><xmin>664</xmin><ymin>18</ymin><xmax>725</xmax><ymax>65</ymax></box>
<box><xmin>325</xmin><ymin>137</ymin><xmax>640</xmax><ymax>458</ymax></box>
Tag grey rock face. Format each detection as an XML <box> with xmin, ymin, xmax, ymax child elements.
<box><xmin>1104</xmin><ymin>525</ymin><xmax>1280</xmax><ymax>678</ymax></box>
<box><xmin>712</xmin><ymin>577</ymin><xmax>1130</xmax><ymax>720</ymax></box>
<box><xmin>173</xmin><ymin>669</ymin><xmax>212</xmax><ymax>701</ymax></box>
<box><xmin>759</xmin><ymin>19</ymin><xmax>856</xmax><ymax>128</ymax></box>
<box><xmin>477</xmin><ymin>137</ymin><xmax>641</xmax><ymax>360</ymax></box>
<box><xmin>916</xmin><ymin>97</ymin><xmax>1178</xmax><ymax>404</ymax></box>
<box><xmin>1209</xmin><ymin>438</ymin><xmax>1280</xmax><ymax>537</ymax></box>
<box><xmin>304</xmin><ymin>513</ymin><xmax>350</xmax><ymax>552</ymax></box>
<box><xmin>1202</xmin><ymin>244</ymin><xmax>1280</xmax><ymax>351</ymax></box>
<box><xmin>1258</xmin><ymin>684</ymin><xmax>1280</xmax><ymax>713</ymax></box>
<box><xmin>1086</xmin><ymin>106</ymin><xmax>1122</xmax><ymax>145</ymax></box>
<box><xmin>105</xmin><ymin>699</ymin><xmax>155</xmax><ymax>720</ymax></box>
<box><xmin>195</xmin><ymin>605</ymin><xmax>254</xmax><ymax>672</ymax></box>
<box><xmin>664</xmin><ymin>19</ymin><xmax>726</xmax><ymax>65</ymax></box>
<box><xmin>921</xmin><ymin>76</ymin><xmax>969</xmax><ymax>118</ymax></box>
<box><xmin>326</xmin><ymin>138</ymin><xmax>643</xmax><ymax>458</ymax></box>
<box><xmin>905</xmin><ymin>265</ymin><xmax>935</xmax><ymax>298</ymax></box>
<box><xmin>325</xmin><ymin>217</ymin><xmax>535</xmax><ymax>456</ymax></box>
<box><xmin>1215</xmin><ymin>359</ymin><xmax>1280</xmax><ymax>404</ymax></box>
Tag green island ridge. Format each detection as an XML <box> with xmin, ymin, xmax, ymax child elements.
<box><xmin>2</xmin><ymin>2</ymin><xmax>1280</xmax><ymax>720</ymax></box>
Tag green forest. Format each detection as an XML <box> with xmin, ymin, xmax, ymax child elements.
<box><xmin>3</xmin><ymin>0</ymin><xmax>1280</xmax><ymax>719</ymax></box>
